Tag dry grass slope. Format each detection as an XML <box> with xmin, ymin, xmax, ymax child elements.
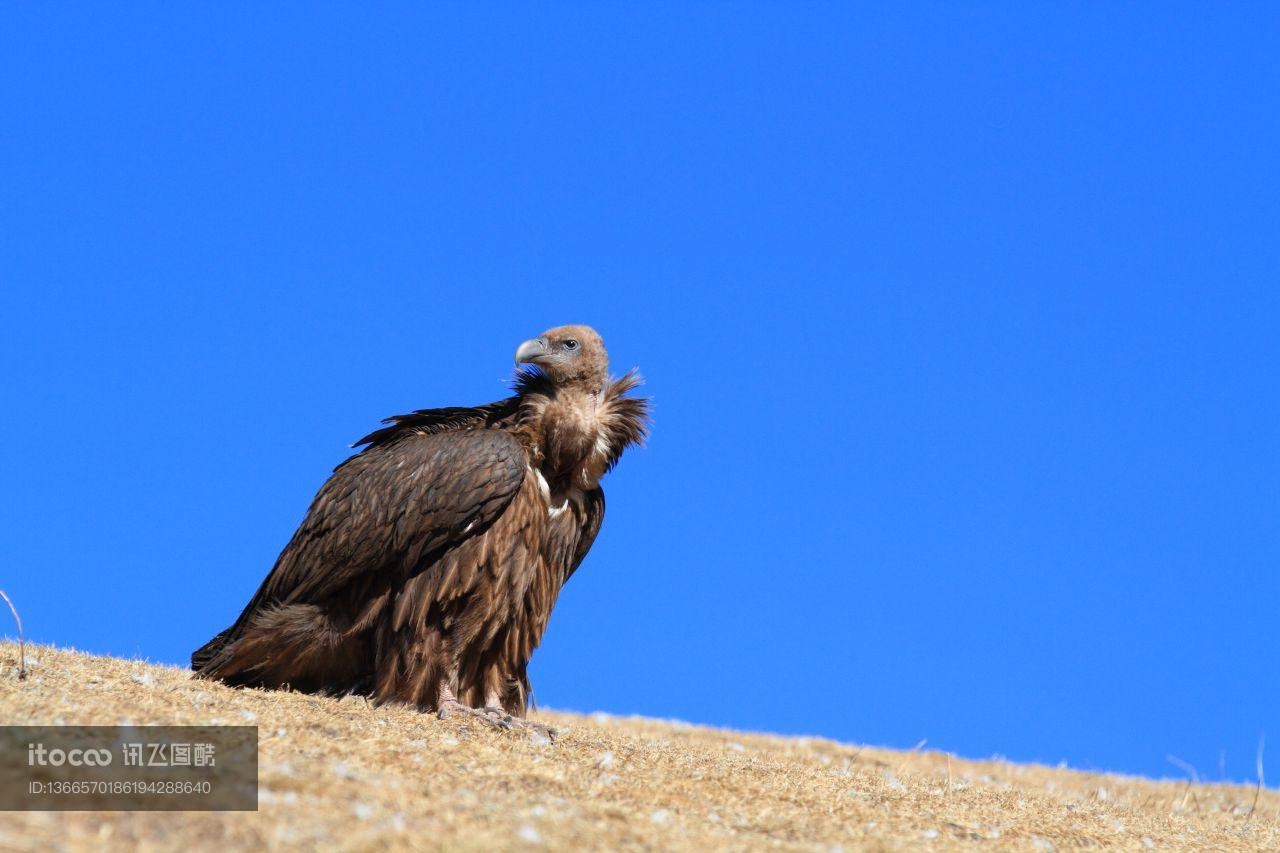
<box><xmin>0</xmin><ymin>642</ymin><xmax>1274</xmax><ymax>851</ymax></box>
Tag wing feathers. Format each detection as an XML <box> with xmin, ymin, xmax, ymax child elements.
<box><xmin>207</xmin><ymin>429</ymin><xmax>527</xmax><ymax>656</ymax></box>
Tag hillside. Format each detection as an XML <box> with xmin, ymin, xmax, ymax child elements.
<box><xmin>0</xmin><ymin>642</ymin><xmax>1274</xmax><ymax>851</ymax></box>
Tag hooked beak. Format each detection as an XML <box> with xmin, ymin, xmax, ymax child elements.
<box><xmin>515</xmin><ymin>337</ymin><xmax>549</xmax><ymax>366</ymax></box>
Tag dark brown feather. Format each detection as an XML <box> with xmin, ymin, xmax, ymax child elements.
<box><xmin>193</xmin><ymin>328</ymin><xmax>648</xmax><ymax>716</ymax></box>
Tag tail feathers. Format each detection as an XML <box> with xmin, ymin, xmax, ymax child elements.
<box><xmin>191</xmin><ymin>627</ymin><xmax>235</xmax><ymax>672</ymax></box>
<box><xmin>189</xmin><ymin>603</ymin><xmax>369</xmax><ymax>695</ymax></box>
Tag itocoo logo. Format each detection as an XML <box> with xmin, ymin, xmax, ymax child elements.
<box><xmin>27</xmin><ymin>743</ymin><xmax>114</xmax><ymax>767</ymax></box>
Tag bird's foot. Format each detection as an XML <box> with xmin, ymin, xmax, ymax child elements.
<box><xmin>490</xmin><ymin>709</ymin><xmax>558</xmax><ymax>743</ymax></box>
<box><xmin>437</xmin><ymin>699</ymin><xmax>510</xmax><ymax>731</ymax></box>
<box><xmin>436</xmin><ymin>700</ymin><xmax>557</xmax><ymax>741</ymax></box>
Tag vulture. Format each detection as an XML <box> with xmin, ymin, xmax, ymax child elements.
<box><xmin>192</xmin><ymin>325</ymin><xmax>648</xmax><ymax>736</ymax></box>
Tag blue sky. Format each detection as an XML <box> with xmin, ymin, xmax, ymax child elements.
<box><xmin>2</xmin><ymin>5</ymin><xmax>1276</xmax><ymax>783</ymax></box>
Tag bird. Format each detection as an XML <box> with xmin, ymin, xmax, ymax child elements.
<box><xmin>192</xmin><ymin>325</ymin><xmax>648</xmax><ymax>737</ymax></box>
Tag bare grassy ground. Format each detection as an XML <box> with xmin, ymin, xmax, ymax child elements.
<box><xmin>0</xmin><ymin>642</ymin><xmax>1274</xmax><ymax>851</ymax></box>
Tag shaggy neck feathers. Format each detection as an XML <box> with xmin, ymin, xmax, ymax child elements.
<box><xmin>514</xmin><ymin>369</ymin><xmax>649</xmax><ymax>492</ymax></box>
<box><xmin>351</xmin><ymin>366</ymin><xmax>648</xmax><ymax>494</ymax></box>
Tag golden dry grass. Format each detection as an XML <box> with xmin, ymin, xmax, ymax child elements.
<box><xmin>0</xmin><ymin>642</ymin><xmax>1274</xmax><ymax>851</ymax></box>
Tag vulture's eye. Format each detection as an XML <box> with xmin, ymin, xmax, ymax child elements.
<box><xmin>563</xmin><ymin>339</ymin><xmax>579</xmax><ymax>351</ymax></box>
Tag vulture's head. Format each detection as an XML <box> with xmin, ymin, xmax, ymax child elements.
<box><xmin>515</xmin><ymin>325</ymin><xmax>608</xmax><ymax>388</ymax></box>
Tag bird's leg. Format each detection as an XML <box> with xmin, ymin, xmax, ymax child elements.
<box><xmin>480</xmin><ymin>689</ymin><xmax>509</xmax><ymax>721</ymax></box>
<box><xmin>480</xmin><ymin>688</ymin><xmax>559</xmax><ymax>742</ymax></box>
<box><xmin>433</xmin><ymin>679</ymin><xmax>557</xmax><ymax>741</ymax></box>
<box><xmin>435</xmin><ymin>679</ymin><xmax>512</xmax><ymax>731</ymax></box>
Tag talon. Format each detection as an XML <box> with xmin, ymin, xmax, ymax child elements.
<box><xmin>432</xmin><ymin>683</ymin><xmax>556</xmax><ymax>739</ymax></box>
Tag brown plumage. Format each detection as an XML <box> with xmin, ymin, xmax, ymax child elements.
<box><xmin>192</xmin><ymin>326</ymin><xmax>648</xmax><ymax>730</ymax></box>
